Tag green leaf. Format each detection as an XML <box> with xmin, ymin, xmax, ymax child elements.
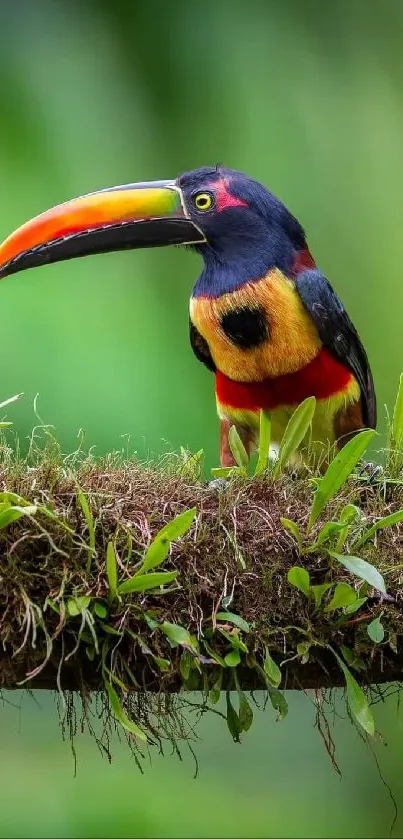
<box><xmin>101</xmin><ymin>624</ymin><xmax>123</xmax><ymax>636</ymax></box>
<box><xmin>140</xmin><ymin>508</ymin><xmax>196</xmax><ymax>577</ymax></box>
<box><xmin>93</xmin><ymin>602</ymin><xmax>107</xmax><ymax>619</ymax></box>
<box><xmin>202</xmin><ymin>640</ymin><xmax>227</xmax><ymax>667</ymax></box>
<box><xmin>353</xmin><ymin>510</ymin><xmax>403</xmax><ymax>551</ymax></box>
<box><xmin>180</xmin><ymin>650</ymin><xmax>192</xmax><ymax>681</ymax></box>
<box><xmin>335</xmin><ymin>504</ymin><xmax>361</xmax><ymax>552</ymax></box>
<box><xmin>67</xmin><ymin>596</ymin><xmax>91</xmax><ymax>616</ymax></box>
<box><xmin>215</xmin><ymin>612</ymin><xmax>250</xmax><ymax>633</ymax></box>
<box><xmin>297</xmin><ymin>640</ymin><xmax>311</xmax><ymax>663</ymax></box>
<box><xmin>272</xmin><ymin>397</ymin><xmax>316</xmax><ymax>478</ymax></box>
<box><xmin>0</xmin><ymin>422</ymin><xmax>12</xmax><ymax>429</ymax></box>
<box><xmin>268</xmin><ymin>688</ymin><xmax>288</xmax><ymax>720</ymax></box>
<box><xmin>226</xmin><ymin>692</ymin><xmax>241</xmax><ymax>742</ymax></box>
<box><xmin>280</xmin><ymin>518</ymin><xmax>303</xmax><ymax>551</ymax></box>
<box><xmin>331</xmin><ymin>649</ymin><xmax>375</xmax><ymax>736</ymax></box>
<box><xmin>340</xmin><ymin>645</ymin><xmax>354</xmax><ymax>665</ymax></box>
<box><xmin>154</xmin><ymin>657</ymin><xmax>171</xmax><ymax>672</ymax></box>
<box><xmin>308</xmin><ymin>429</ymin><xmax>376</xmax><ymax>530</ymax></box>
<box><xmin>209</xmin><ymin>671</ymin><xmax>223</xmax><ymax>704</ymax></box>
<box><xmin>344</xmin><ymin>597</ymin><xmax>368</xmax><ymax>615</ymax></box>
<box><xmin>118</xmin><ymin>571</ymin><xmax>178</xmax><ymax>595</ymax></box>
<box><xmin>0</xmin><ymin>504</ymin><xmax>37</xmax><ymax>529</ymax></box>
<box><xmin>218</xmin><ymin>628</ymin><xmax>248</xmax><ymax>653</ymax></box>
<box><xmin>329</xmin><ymin>552</ymin><xmax>386</xmax><ymax>595</ymax></box>
<box><xmin>106</xmin><ymin>542</ymin><xmax>118</xmax><ymax>600</ymax></box>
<box><xmin>139</xmin><ymin>537</ymin><xmax>169</xmax><ymax>573</ymax></box>
<box><xmin>254</xmin><ymin>410</ymin><xmax>271</xmax><ymax>476</ymax></box>
<box><xmin>224</xmin><ymin>648</ymin><xmax>241</xmax><ymax>667</ymax></box>
<box><xmin>228</xmin><ymin>425</ymin><xmax>249</xmax><ymax>472</ymax></box>
<box><xmin>287</xmin><ymin>565</ymin><xmax>310</xmax><ymax>597</ymax></box>
<box><xmin>161</xmin><ymin>621</ymin><xmax>198</xmax><ymax>652</ymax></box>
<box><xmin>238</xmin><ymin>691</ymin><xmax>253</xmax><ymax>732</ymax></box>
<box><xmin>311</xmin><ymin>582</ymin><xmax>333</xmax><ymax>610</ymax></box>
<box><xmin>312</xmin><ymin>520</ymin><xmax>346</xmax><ymax>549</ymax></box>
<box><xmin>104</xmin><ymin>680</ymin><xmax>147</xmax><ymax>741</ymax></box>
<box><xmin>325</xmin><ymin>582</ymin><xmax>357</xmax><ymax>612</ymax></box>
<box><xmin>263</xmin><ymin>648</ymin><xmax>281</xmax><ymax>688</ymax></box>
<box><xmin>367</xmin><ymin>617</ymin><xmax>385</xmax><ymax>644</ymax></box>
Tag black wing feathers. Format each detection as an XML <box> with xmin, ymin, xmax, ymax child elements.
<box><xmin>189</xmin><ymin>320</ymin><xmax>216</xmax><ymax>372</ymax></box>
<box><xmin>295</xmin><ymin>268</ymin><xmax>376</xmax><ymax>428</ymax></box>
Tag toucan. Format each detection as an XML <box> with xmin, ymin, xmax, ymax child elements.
<box><xmin>0</xmin><ymin>166</ymin><xmax>376</xmax><ymax>466</ymax></box>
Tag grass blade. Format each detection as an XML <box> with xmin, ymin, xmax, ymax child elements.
<box><xmin>211</xmin><ymin>467</ymin><xmax>244</xmax><ymax>479</ymax></box>
<box><xmin>389</xmin><ymin>373</ymin><xmax>403</xmax><ymax>467</ymax></box>
<box><xmin>254</xmin><ymin>410</ymin><xmax>271</xmax><ymax>476</ymax></box>
<box><xmin>76</xmin><ymin>486</ymin><xmax>96</xmax><ymax>572</ymax></box>
<box><xmin>228</xmin><ymin>426</ymin><xmax>249</xmax><ymax>472</ymax></box>
<box><xmin>118</xmin><ymin>571</ymin><xmax>178</xmax><ymax>595</ymax></box>
<box><xmin>308</xmin><ymin>429</ymin><xmax>375</xmax><ymax>531</ymax></box>
<box><xmin>106</xmin><ymin>541</ymin><xmax>118</xmax><ymax>600</ymax></box>
<box><xmin>352</xmin><ymin>509</ymin><xmax>403</xmax><ymax>551</ymax></box>
<box><xmin>272</xmin><ymin>397</ymin><xmax>316</xmax><ymax>478</ymax></box>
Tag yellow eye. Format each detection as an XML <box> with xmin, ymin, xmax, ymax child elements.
<box><xmin>193</xmin><ymin>192</ymin><xmax>214</xmax><ymax>212</ymax></box>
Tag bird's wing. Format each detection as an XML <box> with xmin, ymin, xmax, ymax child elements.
<box><xmin>295</xmin><ymin>268</ymin><xmax>376</xmax><ymax>428</ymax></box>
<box><xmin>189</xmin><ymin>320</ymin><xmax>216</xmax><ymax>372</ymax></box>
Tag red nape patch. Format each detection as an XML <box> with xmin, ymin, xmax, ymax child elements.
<box><xmin>291</xmin><ymin>247</ymin><xmax>316</xmax><ymax>276</ymax></box>
<box><xmin>210</xmin><ymin>180</ymin><xmax>248</xmax><ymax>213</ymax></box>
<box><xmin>216</xmin><ymin>349</ymin><xmax>353</xmax><ymax>411</ymax></box>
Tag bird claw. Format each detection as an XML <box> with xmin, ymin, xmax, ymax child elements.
<box><xmin>357</xmin><ymin>461</ymin><xmax>384</xmax><ymax>483</ymax></box>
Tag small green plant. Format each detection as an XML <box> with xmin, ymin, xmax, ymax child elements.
<box><xmin>211</xmin><ymin>396</ymin><xmax>316</xmax><ymax>481</ymax></box>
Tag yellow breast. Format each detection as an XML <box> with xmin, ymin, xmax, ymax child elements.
<box><xmin>189</xmin><ymin>269</ymin><xmax>321</xmax><ymax>382</ymax></box>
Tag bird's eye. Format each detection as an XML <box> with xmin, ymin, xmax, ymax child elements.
<box><xmin>193</xmin><ymin>192</ymin><xmax>214</xmax><ymax>212</ymax></box>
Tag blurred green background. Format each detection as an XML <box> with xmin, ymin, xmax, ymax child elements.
<box><xmin>1</xmin><ymin>0</ymin><xmax>403</xmax><ymax>836</ymax></box>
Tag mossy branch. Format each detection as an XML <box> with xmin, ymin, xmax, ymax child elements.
<box><xmin>2</xmin><ymin>381</ymin><xmax>403</xmax><ymax>750</ymax></box>
<box><xmin>0</xmin><ymin>440</ymin><xmax>402</xmax><ymax>698</ymax></box>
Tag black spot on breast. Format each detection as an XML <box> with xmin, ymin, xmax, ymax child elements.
<box><xmin>220</xmin><ymin>307</ymin><xmax>268</xmax><ymax>349</ymax></box>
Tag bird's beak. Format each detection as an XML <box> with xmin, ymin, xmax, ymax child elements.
<box><xmin>0</xmin><ymin>180</ymin><xmax>205</xmax><ymax>279</ymax></box>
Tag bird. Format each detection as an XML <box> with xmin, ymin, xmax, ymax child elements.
<box><xmin>0</xmin><ymin>166</ymin><xmax>376</xmax><ymax>468</ymax></box>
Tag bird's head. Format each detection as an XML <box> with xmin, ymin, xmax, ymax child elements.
<box><xmin>0</xmin><ymin>166</ymin><xmax>313</xmax><ymax>294</ymax></box>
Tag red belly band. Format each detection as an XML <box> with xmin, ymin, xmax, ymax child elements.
<box><xmin>215</xmin><ymin>348</ymin><xmax>353</xmax><ymax>411</ymax></box>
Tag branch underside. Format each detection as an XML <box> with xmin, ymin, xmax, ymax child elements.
<box><xmin>0</xmin><ymin>648</ymin><xmax>400</xmax><ymax>693</ymax></box>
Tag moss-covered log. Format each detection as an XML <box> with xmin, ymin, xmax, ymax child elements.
<box><xmin>0</xmin><ymin>441</ymin><xmax>402</xmax><ymax>701</ymax></box>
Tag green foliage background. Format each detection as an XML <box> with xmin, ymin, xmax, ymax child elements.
<box><xmin>1</xmin><ymin>1</ymin><xmax>403</xmax><ymax>835</ymax></box>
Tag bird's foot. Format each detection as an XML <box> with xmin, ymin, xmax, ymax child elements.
<box><xmin>357</xmin><ymin>460</ymin><xmax>384</xmax><ymax>483</ymax></box>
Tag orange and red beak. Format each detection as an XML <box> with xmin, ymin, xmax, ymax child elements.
<box><xmin>0</xmin><ymin>180</ymin><xmax>205</xmax><ymax>280</ymax></box>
